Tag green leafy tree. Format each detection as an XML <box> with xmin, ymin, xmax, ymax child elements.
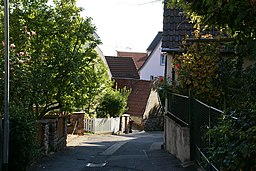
<box><xmin>0</xmin><ymin>0</ymin><xmax>111</xmax><ymax>169</ymax></box>
<box><xmin>75</xmin><ymin>55</ymin><xmax>112</xmax><ymax>115</ymax></box>
<box><xmin>0</xmin><ymin>0</ymin><xmax>111</xmax><ymax>119</ymax></box>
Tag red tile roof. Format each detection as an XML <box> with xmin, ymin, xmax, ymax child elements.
<box><xmin>105</xmin><ymin>56</ymin><xmax>140</xmax><ymax>79</ymax></box>
<box><xmin>117</xmin><ymin>51</ymin><xmax>148</xmax><ymax>69</ymax></box>
<box><xmin>114</xmin><ymin>78</ymin><xmax>153</xmax><ymax>116</ymax></box>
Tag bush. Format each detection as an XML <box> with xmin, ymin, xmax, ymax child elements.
<box><xmin>9</xmin><ymin>105</ymin><xmax>38</xmax><ymax>171</ymax></box>
<box><xmin>208</xmin><ymin>109</ymin><xmax>256</xmax><ymax>170</ymax></box>
<box><xmin>96</xmin><ymin>88</ymin><xmax>130</xmax><ymax>118</ymax></box>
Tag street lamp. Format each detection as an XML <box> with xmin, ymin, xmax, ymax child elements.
<box><xmin>3</xmin><ymin>0</ymin><xmax>10</xmax><ymax>170</ymax></box>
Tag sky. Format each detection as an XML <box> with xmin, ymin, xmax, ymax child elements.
<box><xmin>76</xmin><ymin>0</ymin><xmax>163</xmax><ymax>56</ymax></box>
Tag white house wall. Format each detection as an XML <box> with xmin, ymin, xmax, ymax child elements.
<box><xmin>166</xmin><ymin>53</ymin><xmax>173</xmax><ymax>84</ymax></box>
<box><xmin>139</xmin><ymin>42</ymin><xmax>165</xmax><ymax>80</ymax></box>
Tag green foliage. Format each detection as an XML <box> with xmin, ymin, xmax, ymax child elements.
<box><xmin>9</xmin><ymin>104</ymin><xmax>38</xmax><ymax>171</ymax></box>
<box><xmin>173</xmin><ymin>40</ymin><xmax>225</xmax><ymax>107</ymax></box>
<box><xmin>225</xmin><ymin>64</ymin><xmax>256</xmax><ymax>109</ymax></box>
<box><xmin>169</xmin><ymin>0</ymin><xmax>254</xmax><ymax>32</ymax></box>
<box><xmin>0</xmin><ymin>26</ymin><xmax>34</xmax><ymax>115</ymax></box>
<box><xmin>166</xmin><ymin>2</ymin><xmax>256</xmax><ymax>169</ymax></box>
<box><xmin>0</xmin><ymin>0</ymin><xmax>111</xmax><ymax>168</ymax></box>
<box><xmin>0</xmin><ymin>0</ymin><xmax>111</xmax><ymax>119</ymax></box>
<box><xmin>96</xmin><ymin>88</ymin><xmax>131</xmax><ymax>118</ymax></box>
<box><xmin>75</xmin><ymin>55</ymin><xmax>112</xmax><ymax>115</ymax></box>
<box><xmin>208</xmin><ymin>109</ymin><xmax>256</xmax><ymax>171</ymax></box>
<box><xmin>206</xmin><ymin>65</ymin><xmax>256</xmax><ymax>170</ymax></box>
<box><xmin>152</xmin><ymin>76</ymin><xmax>174</xmax><ymax>107</ymax></box>
<box><xmin>168</xmin><ymin>0</ymin><xmax>256</xmax><ymax>59</ymax></box>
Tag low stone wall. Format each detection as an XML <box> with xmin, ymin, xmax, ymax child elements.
<box><xmin>36</xmin><ymin>116</ymin><xmax>67</xmax><ymax>155</ymax></box>
<box><xmin>144</xmin><ymin>116</ymin><xmax>164</xmax><ymax>131</ymax></box>
<box><xmin>164</xmin><ymin>115</ymin><xmax>190</xmax><ymax>163</ymax></box>
<box><xmin>67</xmin><ymin>112</ymin><xmax>85</xmax><ymax>135</ymax></box>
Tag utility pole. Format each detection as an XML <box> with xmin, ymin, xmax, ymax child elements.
<box><xmin>3</xmin><ymin>0</ymin><xmax>10</xmax><ymax>170</ymax></box>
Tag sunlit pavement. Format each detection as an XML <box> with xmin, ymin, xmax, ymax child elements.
<box><xmin>28</xmin><ymin>131</ymin><xmax>198</xmax><ymax>171</ymax></box>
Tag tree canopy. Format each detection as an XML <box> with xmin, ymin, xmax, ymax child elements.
<box><xmin>0</xmin><ymin>0</ymin><xmax>111</xmax><ymax>119</ymax></box>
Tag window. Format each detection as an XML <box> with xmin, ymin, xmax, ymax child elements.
<box><xmin>160</xmin><ymin>53</ymin><xmax>166</xmax><ymax>66</ymax></box>
<box><xmin>150</xmin><ymin>75</ymin><xmax>154</xmax><ymax>80</ymax></box>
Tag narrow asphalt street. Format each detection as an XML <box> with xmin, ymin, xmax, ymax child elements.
<box><xmin>28</xmin><ymin>131</ymin><xmax>198</xmax><ymax>171</ymax></box>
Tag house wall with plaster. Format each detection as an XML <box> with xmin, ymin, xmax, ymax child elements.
<box><xmin>143</xmin><ymin>89</ymin><xmax>161</xmax><ymax>119</ymax></box>
<box><xmin>139</xmin><ymin>42</ymin><xmax>165</xmax><ymax>80</ymax></box>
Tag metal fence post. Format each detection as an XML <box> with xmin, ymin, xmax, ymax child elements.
<box><xmin>208</xmin><ymin>107</ymin><xmax>211</xmax><ymax>148</ymax></box>
<box><xmin>188</xmin><ymin>88</ymin><xmax>194</xmax><ymax>161</ymax></box>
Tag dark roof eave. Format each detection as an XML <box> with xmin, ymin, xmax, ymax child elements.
<box><xmin>146</xmin><ymin>31</ymin><xmax>163</xmax><ymax>51</ymax></box>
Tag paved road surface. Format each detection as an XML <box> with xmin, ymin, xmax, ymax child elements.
<box><xmin>28</xmin><ymin>131</ymin><xmax>198</xmax><ymax>171</ymax></box>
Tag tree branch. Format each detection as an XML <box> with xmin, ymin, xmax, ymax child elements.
<box><xmin>38</xmin><ymin>102</ymin><xmax>61</xmax><ymax>119</ymax></box>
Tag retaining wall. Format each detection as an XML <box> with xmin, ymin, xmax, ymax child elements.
<box><xmin>164</xmin><ymin>115</ymin><xmax>191</xmax><ymax>163</ymax></box>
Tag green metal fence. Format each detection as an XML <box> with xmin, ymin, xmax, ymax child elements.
<box><xmin>167</xmin><ymin>92</ymin><xmax>223</xmax><ymax>171</ymax></box>
<box><xmin>167</xmin><ymin>92</ymin><xmax>190</xmax><ymax>126</ymax></box>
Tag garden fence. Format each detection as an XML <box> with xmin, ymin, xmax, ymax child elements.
<box><xmin>84</xmin><ymin>117</ymin><xmax>120</xmax><ymax>134</ymax></box>
<box><xmin>167</xmin><ymin>91</ymin><xmax>223</xmax><ymax>171</ymax></box>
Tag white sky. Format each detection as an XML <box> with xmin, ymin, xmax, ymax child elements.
<box><xmin>76</xmin><ymin>0</ymin><xmax>163</xmax><ymax>56</ymax></box>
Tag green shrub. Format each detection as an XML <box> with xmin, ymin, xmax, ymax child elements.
<box><xmin>96</xmin><ymin>88</ymin><xmax>130</xmax><ymax>118</ymax></box>
<box><xmin>9</xmin><ymin>105</ymin><xmax>38</xmax><ymax>171</ymax></box>
<box><xmin>208</xmin><ymin>109</ymin><xmax>256</xmax><ymax>170</ymax></box>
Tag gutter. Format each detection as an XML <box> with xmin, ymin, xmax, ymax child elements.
<box><xmin>161</xmin><ymin>48</ymin><xmax>182</xmax><ymax>53</ymax></box>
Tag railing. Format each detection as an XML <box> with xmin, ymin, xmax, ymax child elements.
<box><xmin>167</xmin><ymin>93</ymin><xmax>189</xmax><ymax>126</ymax></box>
<box><xmin>167</xmin><ymin>91</ymin><xmax>223</xmax><ymax>171</ymax></box>
<box><xmin>191</xmin><ymin>98</ymin><xmax>223</xmax><ymax>171</ymax></box>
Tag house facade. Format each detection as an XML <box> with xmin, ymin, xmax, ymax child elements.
<box><xmin>139</xmin><ymin>31</ymin><xmax>166</xmax><ymax>81</ymax></box>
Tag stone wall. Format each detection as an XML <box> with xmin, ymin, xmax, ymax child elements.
<box><xmin>36</xmin><ymin>116</ymin><xmax>67</xmax><ymax>155</ymax></box>
<box><xmin>144</xmin><ymin>116</ymin><xmax>164</xmax><ymax>131</ymax></box>
<box><xmin>164</xmin><ymin>115</ymin><xmax>190</xmax><ymax>163</ymax></box>
<box><xmin>67</xmin><ymin>112</ymin><xmax>85</xmax><ymax>135</ymax></box>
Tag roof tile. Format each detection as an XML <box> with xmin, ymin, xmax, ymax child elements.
<box><xmin>114</xmin><ymin>78</ymin><xmax>153</xmax><ymax>116</ymax></box>
<box><xmin>117</xmin><ymin>51</ymin><xmax>148</xmax><ymax>69</ymax></box>
<box><xmin>105</xmin><ymin>56</ymin><xmax>140</xmax><ymax>79</ymax></box>
<box><xmin>162</xmin><ymin>2</ymin><xmax>194</xmax><ymax>49</ymax></box>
